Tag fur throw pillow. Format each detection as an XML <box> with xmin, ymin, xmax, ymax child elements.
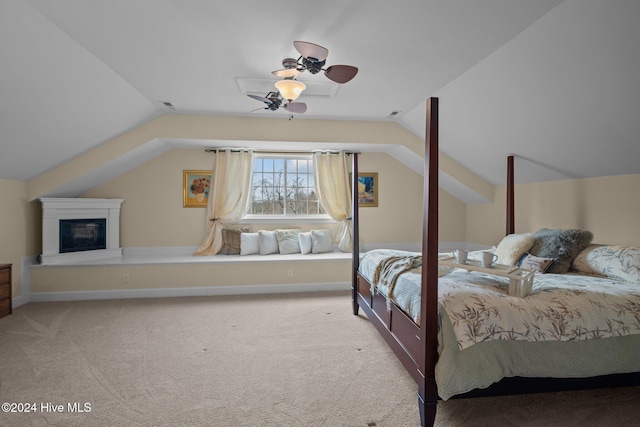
<box><xmin>495</xmin><ymin>233</ymin><xmax>535</xmax><ymax>266</ymax></box>
<box><xmin>529</xmin><ymin>228</ymin><xmax>593</xmax><ymax>274</ymax></box>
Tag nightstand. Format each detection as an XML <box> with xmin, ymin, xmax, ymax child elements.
<box><xmin>0</xmin><ymin>264</ymin><xmax>12</xmax><ymax>318</ymax></box>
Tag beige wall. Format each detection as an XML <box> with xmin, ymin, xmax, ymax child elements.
<box><xmin>22</xmin><ymin>159</ymin><xmax>640</xmax><ymax>296</ymax></box>
<box><xmin>82</xmin><ymin>149</ymin><xmax>213</xmax><ymax>247</ymax></box>
<box><xmin>467</xmin><ymin>174</ymin><xmax>640</xmax><ymax>247</ymax></box>
<box><xmin>81</xmin><ymin>149</ymin><xmax>465</xmax><ymax>248</ymax></box>
<box><xmin>351</xmin><ymin>153</ymin><xmax>466</xmax><ymax>245</ymax></box>
<box><xmin>29</xmin><ymin>149</ymin><xmax>464</xmax><ymax>295</ymax></box>
<box><xmin>81</xmin><ymin>148</ymin><xmax>342</xmax><ymax>247</ymax></box>
<box><xmin>0</xmin><ymin>179</ymin><xmax>40</xmax><ymax>297</ymax></box>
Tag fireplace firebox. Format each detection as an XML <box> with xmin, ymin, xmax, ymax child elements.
<box><xmin>59</xmin><ymin>218</ymin><xmax>107</xmax><ymax>253</ymax></box>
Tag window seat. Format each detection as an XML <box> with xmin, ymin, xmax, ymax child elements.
<box><xmin>28</xmin><ymin>246</ymin><xmax>352</xmax><ymax>303</ymax></box>
<box><xmin>33</xmin><ymin>246</ymin><xmax>352</xmax><ymax>267</ymax></box>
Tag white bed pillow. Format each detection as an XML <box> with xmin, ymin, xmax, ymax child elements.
<box><xmin>258</xmin><ymin>230</ymin><xmax>279</xmax><ymax>255</ymax></box>
<box><xmin>572</xmin><ymin>245</ymin><xmax>640</xmax><ymax>284</ymax></box>
<box><xmin>299</xmin><ymin>232</ymin><xmax>312</xmax><ymax>254</ymax></box>
<box><xmin>495</xmin><ymin>233</ymin><xmax>535</xmax><ymax>266</ymax></box>
<box><xmin>311</xmin><ymin>229</ymin><xmax>333</xmax><ymax>254</ymax></box>
<box><xmin>240</xmin><ymin>232</ymin><xmax>260</xmax><ymax>255</ymax></box>
<box><xmin>275</xmin><ymin>229</ymin><xmax>302</xmax><ymax>254</ymax></box>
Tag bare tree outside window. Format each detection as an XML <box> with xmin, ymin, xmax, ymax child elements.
<box><xmin>250</xmin><ymin>157</ymin><xmax>325</xmax><ymax>216</ymax></box>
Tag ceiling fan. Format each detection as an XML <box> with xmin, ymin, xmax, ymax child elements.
<box><xmin>272</xmin><ymin>41</ymin><xmax>359</xmax><ymax>84</ymax></box>
<box><xmin>247</xmin><ymin>91</ymin><xmax>307</xmax><ymax>114</ymax></box>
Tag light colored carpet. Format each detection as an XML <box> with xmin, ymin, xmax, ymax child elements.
<box><xmin>0</xmin><ymin>291</ymin><xmax>638</xmax><ymax>426</ymax></box>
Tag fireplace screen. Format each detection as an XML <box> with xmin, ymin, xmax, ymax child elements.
<box><xmin>59</xmin><ymin>218</ymin><xmax>107</xmax><ymax>253</ymax></box>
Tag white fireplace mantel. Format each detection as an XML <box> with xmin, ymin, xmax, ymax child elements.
<box><xmin>39</xmin><ymin>197</ymin><xmax>124</xmax><ymax>265</ymax></box>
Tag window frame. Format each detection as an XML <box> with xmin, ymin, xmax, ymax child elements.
<box><xmin>241</xmin><ymin>152</ymin><xmax>333</xmax><ymax>224</ymax></box>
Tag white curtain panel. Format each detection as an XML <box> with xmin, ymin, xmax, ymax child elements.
<box><xmin>194</xmin><ymin>149</ymin><xmax>254</xmax><ymax>255</ymax></box>
<box><xmin>313</xmin><ymin>151</ymin><xmax>352</xmax><ymax>252</ymax></box>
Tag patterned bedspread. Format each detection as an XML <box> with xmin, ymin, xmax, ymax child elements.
<box><xmin>359</xmin><ymin>249</ymin><xmax>640</xmax><ymax>350</ymax></box>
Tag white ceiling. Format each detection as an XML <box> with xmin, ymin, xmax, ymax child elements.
<box><xmin>2</xmin><ymin>1</ymin><xmax>639</xmax><ymax>195</ymax></box>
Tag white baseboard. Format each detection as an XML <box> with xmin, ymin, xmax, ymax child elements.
<box><xmin>28</xmin><ymin>281</ymin><xmax>351</xmax><ymax>303</ymax></box>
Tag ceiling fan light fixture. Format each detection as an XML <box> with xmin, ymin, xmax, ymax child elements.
<box><xmin>271</xmin><ymin>68</ymin><xmax>302</xmax><ymax>78</ymax></box>
<box><xmin>275</xmin><ymin>79</ymin><xmax>306</xmax><ymax>101</ymax></box>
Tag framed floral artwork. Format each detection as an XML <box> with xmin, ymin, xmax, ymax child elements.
<box><xmin>183</xmin><ymin>170</ymin><xmax>211</xmax><ymax>207</ymax></box>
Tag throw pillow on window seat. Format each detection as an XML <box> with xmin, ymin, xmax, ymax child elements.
<box><xmin>299</xmin><ymin>232</ymin><xmax>313</xmax><ymax>255</ymax></box>
<box><xmin>258</xmin><ymin>230</ymin><xmax>280</xmax><ymax>255</ymax></box>
<box><xmin>220</xmin><ymin>227</ymin><xmax>251</xmax><ymax>255</ymax></box>
<box><xmin>240</xmin><ymin>232</ymin><xmax>260</xmax><ymax>256</ymax></box>
<box><xmin>311</xmin><ymin>229</ymin><xmax>333</xmax><ymax>254</ymax></box>
<box><xmin>275</xmin><ymin>229</ymin><xmax>302</xmax><ymax>254</ymax></box>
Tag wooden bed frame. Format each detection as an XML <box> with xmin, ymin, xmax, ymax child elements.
<box><xmin>350</xmin><ymin>97</ymin><xmax>640</xmax><ymax>426</ymax></box>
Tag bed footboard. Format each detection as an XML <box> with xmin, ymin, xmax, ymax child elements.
<box><xmin>355</xmin><ymin>273</ymin><xmax>436</xmax><ymax>425</ymax></box>
<box><xmin>355</xmin><ymin>274</ymin><xmax>424</xmax><ymax>384</ymax></box>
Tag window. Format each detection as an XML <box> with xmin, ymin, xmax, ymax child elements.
<box><xmin>249</xmin><ymin>154</ymin><xmax>326</xmax><ymax>217</ymax></box>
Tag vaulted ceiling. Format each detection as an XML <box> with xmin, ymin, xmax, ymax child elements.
<box><xmin>2</xmin><ymin>1</ymin><xmax>639</xmax><ymax>201</ymax></box>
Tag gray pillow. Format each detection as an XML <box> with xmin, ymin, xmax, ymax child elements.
<box><xmin>275</xmin><ymin>229</ymin><xmax>302</xmax><ymax>254</ymax></box>
<box><xmin>311</xmin><ymin>229</ymin><xmax>333</xmax><ymax>254</ymax></box>
<box><xmin>529</xmin><ymin>228</ymin><xmax>593</xmax><ymax>274</ymax></box>
<box><xmin>258</xmin><ymin>230</ymin><xmax>279</xmax><ymax>255</ymax></box>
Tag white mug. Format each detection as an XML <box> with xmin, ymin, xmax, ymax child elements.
<box><xmin>453</xmin><ymin>249</ymin><xmax>468</xmax><ymax>264</ymax></box>
<box><xmin>481</xmin><ymin>251</ymin><xmax>498</xmax><ymax>267</ymax></box>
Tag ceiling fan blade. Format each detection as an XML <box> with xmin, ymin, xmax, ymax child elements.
<box><xmin>247</xmin><ymin>94</ymin><xmax>273</xmax><ymax>105</ymax></box>
<box><xmin>324</xmin><ymin>65</ymin><xmax>358</xmax><ymax>84</ymax></box>
<box><xmin>283</xmin><ymin>102</ymin><xmax>307</xmax><ymax>114</ymax></box>
<box><xmin>293</xmin><ymin>41</ymin><xmax>328</xmax><ymax>61</ymax></box>
<box><xmin>271</xmin><ymin>68</ymin><xmax>302</xmax><ymax>78</ymax></box>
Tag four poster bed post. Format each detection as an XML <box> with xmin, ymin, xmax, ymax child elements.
<box><xmin>350</xmin><ymin>97</ymin><xmax>444</xmax><ymax>425</ymax></box>
<box><xmin>351</xmin><ymin>152</ymin><xmax>360</xmax><ymax>316</ymax></box>
<box><xmin>349</xmin><ymin>98</ymin><xmax>522</xmax><ymax>425</ymax></box>
<box><xmin>418</xmin><ymin>97</ymin><xmax>439</xmax><ymax>425</ymax></box>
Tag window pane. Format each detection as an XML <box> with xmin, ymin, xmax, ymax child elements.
<box><xmin>249</xmin><ymin>155</ymin><xmax>328</xmax><ymax>217</ymax></box>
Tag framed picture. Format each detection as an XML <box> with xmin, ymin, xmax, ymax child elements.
<box><xmin>352</xmin><ymin>172</ymin><xmax>378</xmax><ymax>207</ymax></box>
<box><xmin>183</xmin><ymin>170</ymin><xmax>211</xmax><ymax>208</ymax></box>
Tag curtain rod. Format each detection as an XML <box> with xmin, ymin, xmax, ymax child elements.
<box><xmin>204</xmin><ymin>148</ymin><xmax>359</xmax><ymax>155</ymax></box>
